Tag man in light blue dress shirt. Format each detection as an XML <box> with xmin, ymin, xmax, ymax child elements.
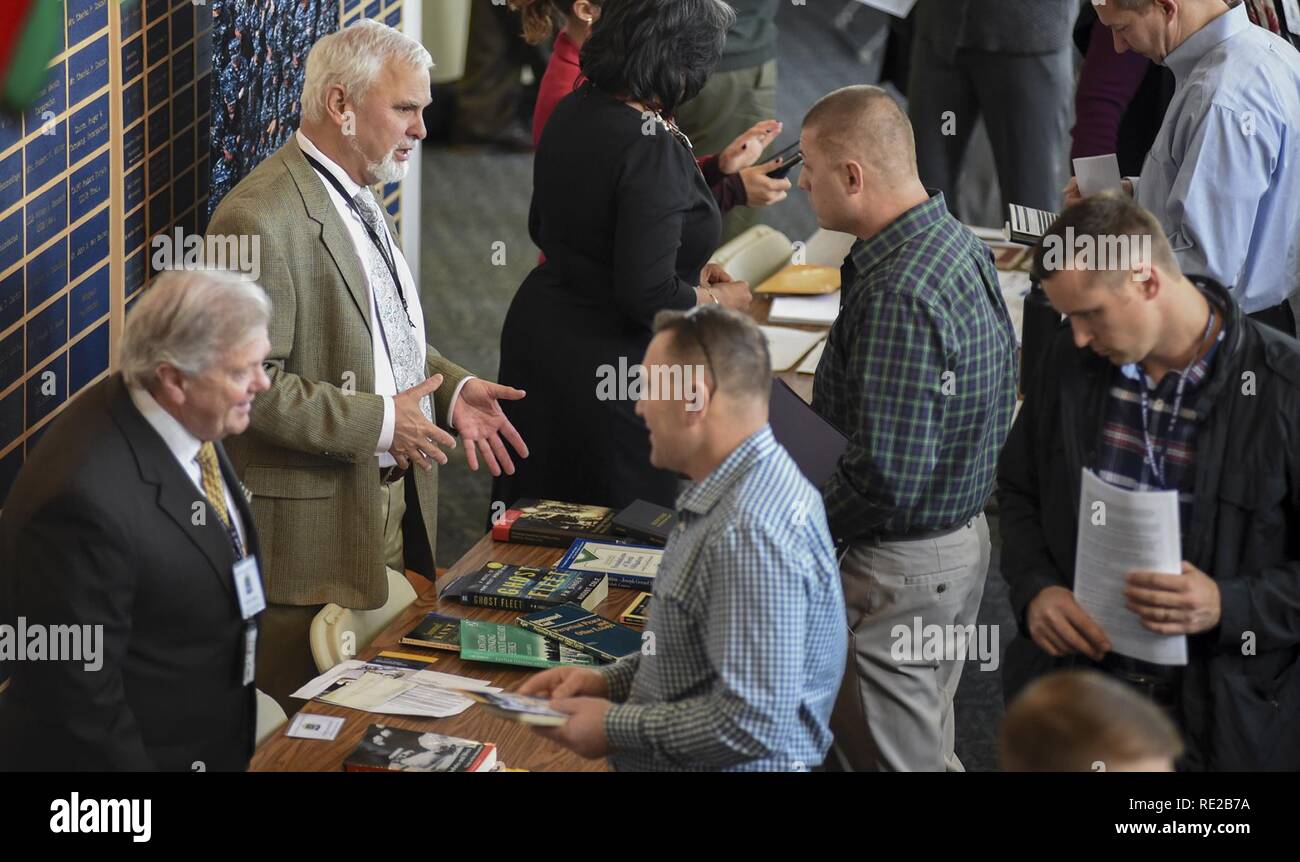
<box><xmin>1088</xmin><ymin>0</ymin><xmax>1300</xmax><ymax>333</ymax></box>
<box><xmin>520</xmin><ymin>306</ymin><xmax>847</xmax><ymax>771</ymax></box>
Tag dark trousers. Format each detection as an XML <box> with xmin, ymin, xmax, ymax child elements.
<box><xmin>908</xmin><ymin>36</ymin><xmax>1072</xmax><ymax>216</ymax></box>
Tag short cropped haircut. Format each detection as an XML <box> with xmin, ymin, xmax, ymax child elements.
<box><xmin>652</xmin><ymin>305</ymin><xmax>771</xmax><ymax>403</ymax></box>
<box><xmin>802</xmin><ymin>85</ymin><xmax>918</xmax><ymax>185</ymax></box>
<box><xmin>1001</xmin><ymin>670</ymin><xmax>1184</xmax><ymax>772</ymax></box>
<box><xmin>1030</xmin><ymin>192</ymin><xmax>1181</xmax><ymax>285</ymax></box>
<box><xmin>119</xmin><ymin>270</ymin><xmax>272</xmax><ymax>388</ymax></box>
<box><xmin>301</xmin><ymin>19</ymin><xmax>432</xmax><ymax>123</ymax></box>
<box><xmin>580</xmin><ymin>0</ymin><xmax>735</xmax><ymax>117</ymax></box>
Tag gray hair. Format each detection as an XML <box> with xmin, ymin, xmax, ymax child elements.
<box><xmin>301</xmin><ymin>19</ymin><xmax>432</xmax><ymax>124</ymax></box>
<box><xmin>119</xmin><ymin>270</ymin><xmax>272</xmax><ymax>388</ymax></box>
<box><xmin>652</xmin><ymin>305</ymin><xmax>772</xmax><ymax>403</ymax></box>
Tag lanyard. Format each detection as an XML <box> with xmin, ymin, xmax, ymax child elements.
<box><xmin>1137</xmin><ymin>308</ymin><xmax>1216</xmax><ymax>487</ymax></box>
<box><xmin>302</xmin><ymin>152</ymin><xmax>414</xmax><ymax>331</ymax></box>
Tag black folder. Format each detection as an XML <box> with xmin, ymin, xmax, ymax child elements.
<box><xmin>768</xmin><ymin>378</ymin><xmax>849</xmax><ymax>488</ymax></box>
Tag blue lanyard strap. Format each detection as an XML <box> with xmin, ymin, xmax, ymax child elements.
<box><xmin>1136</xmin><ymin>308</ymin><xmax>1216</xmax><ymax>488</ymax></box>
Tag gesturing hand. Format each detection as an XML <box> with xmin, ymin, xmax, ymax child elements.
<box><xmin>450</xmin><ymin>378</ymin><xmax>529</xmax><ymax>476</ymax></box>
<box><xmin>390</xmin><ymin>374</ymin><xmax>457</xmax><ymax>471</ymax></box>
<box><xmin>717</xmin><ymin>119</ymin><xmax>783</xmax><ymax>175</ymax></box>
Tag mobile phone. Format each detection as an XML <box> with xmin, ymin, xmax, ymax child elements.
<box><xmin>769</xmin><ymin>151</ymin><xmax>804</xmax><ymax>180</ymax></box>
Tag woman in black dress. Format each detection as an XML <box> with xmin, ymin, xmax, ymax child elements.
<box><xmin>492</xmin><ymin>0</ymin><xmax>752</xmax><ymax>513</ymax></box>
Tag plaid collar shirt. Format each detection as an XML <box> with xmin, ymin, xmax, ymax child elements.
<box><xmin>599</xmin><ymin>426</ymin><xmax>846</xmax><ymax>771</ymax></box>
<box><xmin>811</xmin><ymin>192</ymin><xmax>1019</xmax><ymax>542</ymax></box>
<box><xmin>1096</xmin><ymin>285</ymin><xmax>1227</xmax><ymax>533</ymax></box>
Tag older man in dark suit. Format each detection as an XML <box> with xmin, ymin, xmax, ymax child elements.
<box><xmin>0</xmin><ymin>270</ymin><xmax>272</xmax><ymax>771</ymax></box>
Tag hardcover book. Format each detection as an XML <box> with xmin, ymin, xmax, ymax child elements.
<box><xmin>619</xmin><ymin>592</ymin><xmax>652</xmax><ymax>627</ymax></box>
<box><xmin>441</xmin><ymin>562</ymin><xmax>608</xmax><ymax>613</ymax></box>
<box><xmin>517</xmin><ymin>603</ymin><xmax>642</xmax><ymax>662</ymax></box>
<box><xmin>556</xmin><ymin>538</ymin><xmax>663</xmax><ymax>590</ymax></box>
<box><xmin>611</xmin><ymin>499</ymin><xmax>678</xmax><ymax>546</ymax></box>
<box><xmin>458</xmin><ymin>619</ymin><xmax>597</xmax><ymax>669</ymax></box>
<box><xmin>343</xmin><ymin>724</ymin><xmax>497</xmax><ymax>773</ymax></box>
<box><xmin>491</xmin><ymin>498</ymin><xmax>616</xmax><ymax>547</ymax></box>
<box><xmin>399</xmin><ymin>611</ymin><xmax>462</xmax><ymax>652</ymax></box>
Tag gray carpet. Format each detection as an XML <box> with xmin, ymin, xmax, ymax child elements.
<box><xmin>419</xmin><ymin>0</ymin><xmax>1014</xmax><ymax>771</ymax></box>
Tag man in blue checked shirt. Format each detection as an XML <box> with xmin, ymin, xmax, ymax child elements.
<box><xmin>798</xmin><ymin>86</ymin><xmax>1018</xmax><ymax>771</ymax></box>
<box><xmin>518</xmin><ymin>307</ymin><xmax>846</xmax><ymax>771</ymax></box>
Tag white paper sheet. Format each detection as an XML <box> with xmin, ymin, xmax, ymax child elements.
<box><xmin>1074</xmin><ymin>153</ymin><xmax>1124</xmax><ymax>198</ymax></box>
<box><xmin>760</xmin><ymin>325</ymin><xmax>828</xmax><ymax>371</ymax></box>
<box><xmin>854</xmin><ymin>0</ymin><xmax>919</xmax><ymax>18</ymax></box>
<box><xmin>796</xmin><ymin>338</ymin><xmax>826</xmax><ymax>375</ymax></box>
<box><xmin>290</xmin><ymin>660</ymin><xmax>499</xmax><ymax>718</ymax></box>
<box><xmin>769</xmin><ymin>292</ymin><xmax>840</xmax><ymax>326</ymax></box>
<box><xmin>997</xmin><ymin>270</ymin><xmax>1032</xmax><ymax>345</ymax></box>
<box><xmin>318</xmin><ymin>672</ymin><xmax>414</xmax><ymax>710</ymax></box>
<box><xmin>1073</xmin><ymin>469</ymin><xmax>1187</xmax><ymax>666</ymax></box>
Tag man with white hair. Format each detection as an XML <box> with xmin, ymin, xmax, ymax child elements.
<box><xmin>0</xmin><ymin>270</ymin><xmax>272</xmax><ymax>771</ymax></box>
<box><xmin>207</xmin><ymin>20</ymin><xmax>529</xmax><ymax>709</ymax></box>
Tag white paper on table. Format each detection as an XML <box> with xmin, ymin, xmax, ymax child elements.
<box><xmin>997</xmin><ymin>270</ymin><xmax>1032</xmax><ymax>346</ymax></box>
<box><xmin>760</xmin><ymin>325</ymin><xmax>827</xmax><ymax>371</ymax></box>
<box><xmin>290</xmin><ymin>660</ymin><xmax>366</xmax><ymax>700</ymax></box>
<box><xmin>411</xmin><ymin>669</ymin><xmax>502</xmax><ymax>692</ymax></box>
<box><xmin>1073</xmin><ymin>469</ymin><xmax>1187</xmax><ymax>666</ymax></box>
<box><xmin>853</xmin><ymin>0</ymin><xmax>919</xmax><ymax>18</ymax></box>
<box><xmin>318</xmin><ymin>672</ymin><xmax>415</xmax><ymax>710</ymax></box>
<box><xmin>796</xmin><ymin>338</ymin><xmax>826</xmax><ymax>375</ymax></box>
<box><xmin>769</xmin><ymin>292</ymin><xmax>840</xmax><ymax>326</ymax></box>
<box><xmin>1074</xmin><ymin>154</ymin><xmax>1124</xmax><ymax>198</ymax></box>
<box><xmin>376</xmin><ymin>685</ymin><xmax>477</xmax><ymax>718</ymax></box>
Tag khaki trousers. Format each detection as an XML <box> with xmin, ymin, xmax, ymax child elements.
<box><xmin>830</xmin><ymin>514</ymin><xmax>990</xmax><ymax>772</ymax></box>
<box><xmin>256</xmin><ymin>478</ymin><xmax>406</xmax><ymax>715</ymax></box>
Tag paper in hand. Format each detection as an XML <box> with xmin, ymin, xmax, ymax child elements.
<box><xmin>1073</xmin><ymin>154</ymin><xmax>1124</xmax><ymax>198</ymax></box>
<box><xmin>1073</xmin><ymin>469</ymin><xmax>1187</xmax><ymax>666</ymax></box>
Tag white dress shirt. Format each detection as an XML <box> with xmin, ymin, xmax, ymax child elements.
<box><xmin>296</xmin><ymin>131</ymin><xmax>472</xmax><ymax>467</ymax></box>
<box><xmin>127</xmin><ymin>384</ymin><xmax>247</xmax><ymax>552</ymax></box>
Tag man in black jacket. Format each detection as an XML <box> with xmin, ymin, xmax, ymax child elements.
<box><xmin>0</xmin><ymin>270</ymin><xmax>272</xmax><ymax>771</ymax></box>
<box><xmin>999</xmin><ymin>194</ymin><xmax>1300</xmax><ymax>770</ymax></box>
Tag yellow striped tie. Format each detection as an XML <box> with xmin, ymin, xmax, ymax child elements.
<box><xmin>196</xmin><ymin>442</ymin><xmax>233</xmax><ymax>531</ymax></box>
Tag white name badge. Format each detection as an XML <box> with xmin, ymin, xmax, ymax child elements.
<box><xmin>232</xmin><ymin>556</ymin><xmax>267</xmax><ymax>619</ymax></box>
<box><xmin>242</xmin><ymin>624</ymin><xmax>258</xmax><ymax>687</ymax></box>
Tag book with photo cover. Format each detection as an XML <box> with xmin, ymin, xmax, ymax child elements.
<box><xmin>556</xmin><ymin>538</ymin><xmax>662</xmax><ymax>590</ymax></box>
<box><xmin>517</xmin><ymin>603</ymin><xmax>642</xmax><ymax>662</ymax></box>
<box><xmin>464</xmin><ymin>691</ymin><xmax>569</xmax><ymax>727</ymax></box>
<box><xmin>491</xmin><ymin>498</ymin><xmax>616</xmax><ymax>547</ymax></box>
<box><xmin>343</xmin><ymin>724</ymin><xmax>497</xmax><ymax>772</ymax></box>
<box><xmin>441</xmin><ymin>562</ymin><xmax>608</xmax><ymax>613</ymax></box>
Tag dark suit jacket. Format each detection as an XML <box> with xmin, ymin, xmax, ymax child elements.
<box><xmin>0</xmin><ymin>375</ymin><xmax>259</xmax><ymax>771</ymax></box>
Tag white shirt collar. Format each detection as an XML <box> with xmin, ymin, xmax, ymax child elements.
<box><xmin>126</xmin><ymin>383</ymin><xmax>204</xmax><ymax>471</ymax></box>
<box><xmin>296</xmin><ymin>129</ymin><xmax>366</xmax><ymax>199</ymax></box>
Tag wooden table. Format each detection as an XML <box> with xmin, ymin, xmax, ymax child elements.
<box><xmin>250</xmin><ymin>535</ymin><xmax>633</xmax><ymax>772</ymax></box>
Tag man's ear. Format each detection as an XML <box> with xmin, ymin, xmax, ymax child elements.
<box><xmin>684</xmin><ymin>377</ymin><xmax>712</xmax><ymax>422</ymax></box>
<box><xmin>326</xmin><ymin>84</ymin><xmax>351</xmax><ymax>126</ymax></box>
<box><xmin>844</xmin><ymin>160</ymin><xmax>865</xmax><ymax>196</ymax></box>
<box><xmin>1135</xmin><ymin>262</ymin><xmax>1163</xmax><ymax>300</ymax></box>
<box><xmin>154</xmin><ymin>364</ymin><xmax>187</xmax><ymax>406</ymax></box>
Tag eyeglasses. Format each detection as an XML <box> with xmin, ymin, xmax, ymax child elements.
<box><xmin>681</xmin><ymin>305</ymin><xmax>718</xmax><ymax>395</ymax></box>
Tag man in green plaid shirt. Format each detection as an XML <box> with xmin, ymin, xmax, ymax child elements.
<box><xmin>799</xmin><ymin>87</ymin><xmax>1018</xmax><ymax>771</ymax></box>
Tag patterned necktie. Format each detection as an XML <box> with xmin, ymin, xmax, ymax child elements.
<box><xmin>196</xmin><ymin>442</ymin><xmax>243</xmax><ymax>557</ymax></box>
<box><xmin>351</xmin><ymin>188</ymin><xmax>431</xmax><ymax>423</ymax></box>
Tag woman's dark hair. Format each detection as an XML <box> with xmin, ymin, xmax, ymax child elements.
<box><xmin>580</xmin><ymin>0</ymin><xmax>736</xmax><ymax>117</ymax></box>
